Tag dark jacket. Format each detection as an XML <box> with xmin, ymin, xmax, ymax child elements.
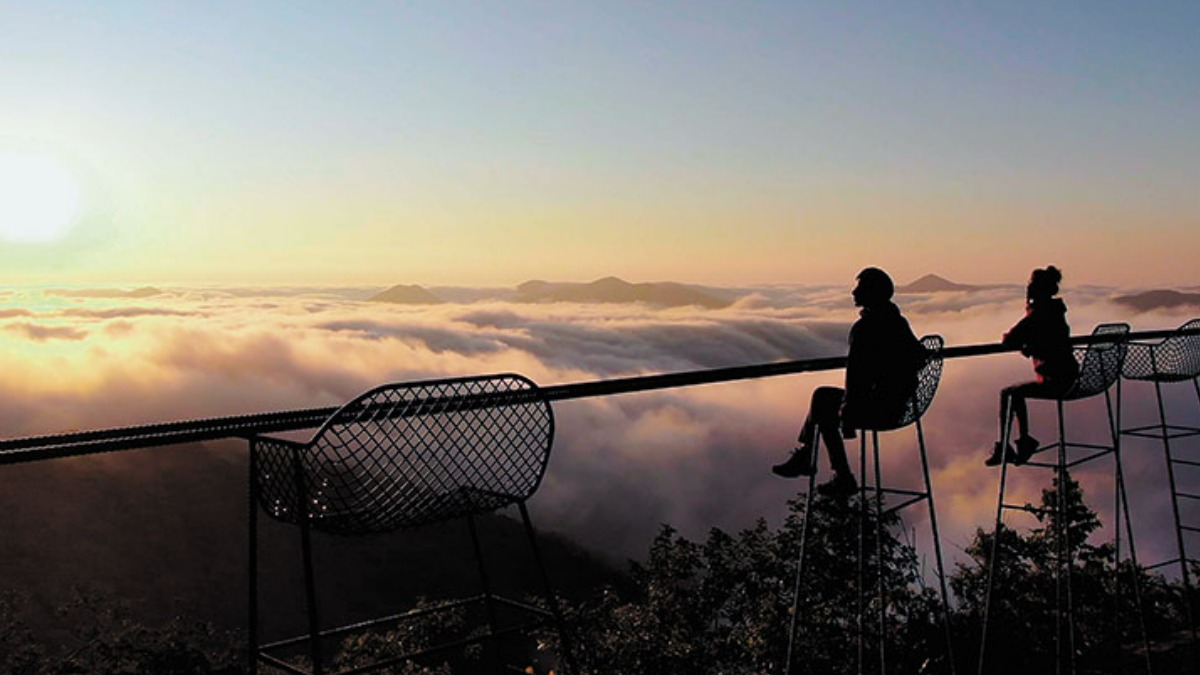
<box><xmin>842</xmin><ymin>302</ymin><xmax>926</xmax><ymax>427</ymax></box>
<box><xmin>1002</xmin><ymin>297</ymin><xmax>1079</xmax><ymax>384</ymax></box>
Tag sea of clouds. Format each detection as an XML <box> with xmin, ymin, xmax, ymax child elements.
<box><xmin>1</xmin><ymin>281</ymin><xmax>1197</xmax><ymax>572</ymax></box>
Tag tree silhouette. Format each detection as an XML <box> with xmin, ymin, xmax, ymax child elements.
<box><xmin>565</xmin><ymin>493</ymin><xmax>945</xmax><ymax>674</ymax></box>
<box><xmin>952</xmin><ymin>471</ymin><xmax>1188</xmax><ymax>673</ymax></box>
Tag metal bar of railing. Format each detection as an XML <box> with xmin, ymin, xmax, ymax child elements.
<box><xmin>0</xmin><ymin>327</ymin><xmax>1194</xmax><ymax>465</ymax></box>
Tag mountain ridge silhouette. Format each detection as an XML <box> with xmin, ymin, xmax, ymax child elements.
<box><xmin>1112</xmin><ymin>289</ymin><xmax>1200</xmax><ymax>313</ymax></box>
<box><xmin>515</xmin><ymin>276</ymin><xmax>730</xmax><ymax>308</ymax></box>
<box><xmin>368</xmin><ymin>284</ymin><xmax>444</xmax><ymax>304</ymax></box>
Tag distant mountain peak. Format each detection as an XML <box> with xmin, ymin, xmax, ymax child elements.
<box><xmin>898</xmin><ymin>274</ymin><xmax>977</xmax><ymax>293</ymax></box>
<box><xmin>368</xmin><ymin>284</ymin><xmax>443</xmax><ymax>304</ymax></box>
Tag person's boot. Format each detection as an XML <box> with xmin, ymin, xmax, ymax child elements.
<box><xmin>772</xmin><ymin>444</ymin><xmax>816</xmax><ymax>478</ymax></box>
<box><xmin>817</xmin><ymin>472</ymin><xmax>857</xmax><ymax>499</ymax></box>
<box><xmin>1013</xmin><ymin>435</ymin><xmax>1040</xmax><ymax>465</ymax></box>
<box><xmin>984</xmin><ymin>441</ymin><xmax>1018</xmax><ymax>467</ymax></box>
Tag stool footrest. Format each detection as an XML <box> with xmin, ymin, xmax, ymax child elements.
<box><xmin>880</xmin><ymin>492</ymin><xmax>928</xmax><ymax>516</ymax></box>
<box><xmin>1122</xmin><ymin>424</ymin><xmax>1200</xmax><ymax>440</ymax></box>
<box><xmin>1001</xmin><ymin>502</ymin><xmax>1051</xmax><ymax>517</ymax></box>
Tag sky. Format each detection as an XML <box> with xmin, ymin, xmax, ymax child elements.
<box><xmin>1</xmin><ymin>1</ymin><xmax>1198</xmax><ymax>286</ymax></box>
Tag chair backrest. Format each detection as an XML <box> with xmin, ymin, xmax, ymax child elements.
<box><xmin>1122</xmin><ymin>318</ymin><xmax>1200</xmax><ymax>382</ymax></box>
<box><xmin>865</xmin><ymin>335</ymin><xmax>944</xmax><ymax>432</ymax></box>
<box><xmin>256</xmin><ymin>373</ymin><xmax>554</xmax><ymax>535</ymax></box>
<box><xmin>1062</xmin><ymin>323</ymin><xmax>1129</xmax><ymax>400</ymax></box>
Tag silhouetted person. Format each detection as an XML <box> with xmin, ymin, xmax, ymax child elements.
<box><xmin>985</xmin><ymin>265</ymin><xmax>1080</xmax><ymax>467</ymax></box>
<box><xmin>773</xmin><ymin>267</ymin><xmax>926</xmax><ymax>498</ymax></box>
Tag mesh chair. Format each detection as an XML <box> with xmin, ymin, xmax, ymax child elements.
<box><xmin>1120</xmin><ymin>318</ymin><xmax>1200</xmax><ymax>646</ymax></box>
<box><xmin>979</xmin><ymin>323</ymin><xmax>1149</xmax><ymax>675</ymax></box>
<box><xmin>248</xmin><ymin>373</ymin><xmax>570</xmax><ymax>675</ymax></box>
<box><xmin>787</xmin><ymin>335</ymin><xmax>955</xmax><ymax>675</ymax></box>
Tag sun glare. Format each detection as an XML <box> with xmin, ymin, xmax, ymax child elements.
<box><xmin>0</xmin><ymin>152</ymin><xmax>82</xmax><ymax>243</ymax></box>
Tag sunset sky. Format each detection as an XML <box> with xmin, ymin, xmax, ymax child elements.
<box><xmin>5</xmin><ymin>3</ymin><xmax>1200</xmax><ymax>624</ymax></box>
<box><xmin>2</xmin><ymin>1</ymin><xmax>1197</xmax><ymax>287</ymax></box>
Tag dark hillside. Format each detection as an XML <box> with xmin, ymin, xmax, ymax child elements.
<box><xmin>0</xmin><ymin>441</ymin><xmax>619</xmax><ymax>641</ymax></box>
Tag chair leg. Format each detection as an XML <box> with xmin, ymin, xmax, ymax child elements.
<box><xmin>1054</xmin><ymin>400</ymin><xmax>1076</xmax><ymax>675</ymax></box>
<box><xmin>857</xmin><ymin>432</ymin><xmax>867</xmax><ymax>675</ymax></box>
<box><xmin>518</xmin><ymin>501</ymin><xmax>576</xmax><ymax>675</ymax></box>
<box><xmin>979</xmin><ymin>394</ymin><xmax>1014</xmax><ymax>675</ymax></box>
<box><xmin>248</xmin><ymin>444</ymin><xmax>259</xmax><ymax>675</ymax></box>
<box><xmin>466</xmin><ymin>514</ymin><xmax>502</xmax><ymax>673</ymax></box>
<box><xmin>1159</xmin><ymin>379</ymin><xmax>1198</xmax><ymax>644</ymax></box>
<box><xmin>298</xmin><ymin>518</ymin><xmax>323</xmax><ymax>675</ymax></box>
<box><xmin>1191</xmin><ymin>378</ymin><xmax>1200</xmax><ymax>651</ymax></box>
<box><xmin>916</xmin><ymin>419</ymin><xmax>957</xmax><ymax>675</ymax></box>
<box><xmin>289</xmin><ymin>448</ymin><xmax>323</xmax><ymax>675</ymax></box>
<box><xmin>872</xmin><ymin>431</ymin><xmax>887</xmax><ymax>675</ymax></box>
<box><xmin>785</xmin><ymin>431</ymin><xmax>820</xmax><ymax>675</ymax></box>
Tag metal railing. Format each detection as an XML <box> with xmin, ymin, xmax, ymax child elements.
<box><xmin>0</xmin><ymin>326</ymin><xmax>1194</xmax><ymax>465</ymax></box>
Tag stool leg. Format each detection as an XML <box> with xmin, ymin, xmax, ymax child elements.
<box><xmin>248</xmin><ymin>444</ymin><xmax>260</xmax><ymax>675</ymax></box>
<box><xmin>297</xmin><ymin>519</ymin><xmax>323</xmax><ymax>675</ymax></box>
<box><xmin>1191</xmin><ymin>377</ymin><xmax>1200</xmax><ymax>650</ymax></box>
<box><xmin>872</xmin><ymin>431</ymin><xmax>887</xmax><ymax>675</ymax></box>
<box><xmin>785</xmin><ymin>433</ymin><xmax>820</xmax><ymax>675</ymax></box>
<box><xmin>290</xmin><ymin>449</ymin><xmax>323</xmax><ymax>675</ymax></box>
<box><xmin>1053</xmin><ymin>400</ymin><xmax>1076</xmax><ymax>675</ymax></box>
<box><xmin>979</xmin><ymin>395</ymin><xmax>1014</xmax><ymax>675</ymax></box>
<box><xmin>518</xmin><ymin>501</ymin><xmax>575</xmax><ymax>675</ymax></box>
<box><xmin>466</xmin><ymin>514</ymin><xmax>501</xmax><ymax>672</ymax></box>
<box><xmin>858</xmin><ymin>432</ymin><xmax>867</xmax><ymax>675</ymax></box>
<box><xmin>1164</xmin><ymin>379</ymin><xmax>1199</xmax><ymax>644</ymax></box>
<box><xmin>1115</xmin><ymin>439</ymin><xmax>1154</xmax><ymax>674</ymax></box>
<box><xmin>916</xmin><ymin>418</ymin><xmax>957</xmax><ymax>675</ymax></box>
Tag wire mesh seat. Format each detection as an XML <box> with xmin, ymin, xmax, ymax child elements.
<box><xmin>979</xmin><ymin>323</ymin><xmax>1151</xmax><ymax>675</ymax></box>
<box><xmin>1028</xmin><ymin>322</ymin><xmax>1130</xmax><ymax>404</ymax></box>
<box><xmin>248</xmin><ymin>373</ymin><xmax>571</xmax><ymax>675</ymax></box>
<box><xmin>787</xmin><ymin>335</ymin><xmax>955</xmax><ymax>675</ymax></box>
<box><xmin>1119</xmin><ymin>318</ymin><xmax>1200</xmax><ymax>652</ymax></box>
<box><xmin>864</xmin><ymin>334</ymin><xmax>944</xmax><ymax>432</ymax></box>
<box><xmin>1122</xmin><ymin>318</ymin><xmax>1200</xmax><ymax>384</ymax></box>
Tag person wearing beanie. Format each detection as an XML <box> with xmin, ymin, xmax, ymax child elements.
<box><xmin>773</xmin><ymin>267</ymin><xmax>927</xmax><ymax>498</ymax></box>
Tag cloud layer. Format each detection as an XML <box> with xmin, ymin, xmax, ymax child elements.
<box><xmin>1</xmin><ymin>283</ymin><xmax>1197</xmax><ymax>571</ymax></box>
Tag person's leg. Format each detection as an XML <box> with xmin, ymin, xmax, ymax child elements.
<box><xmin>774</xmin><ymin>387</ymin><xmax>841</xmax><ymax>478</ymax></box>
<box><xmin>796</xmin><ymin>402</ymin><xmax>818</xmax><ymax>447</ymax></box>
<box><xmin>997</xmin><ymin>383</ymin><xmax>1031</xmax><ymax>440</ymax></box>
<box><xmin>1009</xmin><ymin>381</ymin><xmax>1055</xmax><ymax>462</ymax></box>
<box><xmin>988</xmin><ymin>383</ymin><xmax>1031</xmax><ymax>466</ymax></box>
<box><xmin>810</xmin><ymin>387</ymin><xmax>857</xmax><ymax>497</ymax></box>
<box><xmin>811</xmin><ymin>387</ymin><xmax>852</xmax><ymax>477</ymax></box>
<box><xmin>999</xmin><ymin>386</ymin><xmax>1013</xmax><ymax>441</ymax></box>
<box><xmin>1010</xmin><ymin>388</ymin><xmax>1030</xmax><ymax>440</ymax></box>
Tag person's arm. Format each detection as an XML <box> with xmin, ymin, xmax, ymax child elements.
<box><xmin>841</xmin><ymin>320</ymin><xmax>880</xmax><ymax>436</ymax></box>
<box><xmin>1002</xmin><ymin>313</ymin><xmax>1032</xmax><ymax>349</ymax></box>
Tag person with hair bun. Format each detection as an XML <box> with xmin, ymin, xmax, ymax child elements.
<box><xmin>986</xmin><ymin>265</ymin><xmax>1080</xmax><ymax>467</ymax></box>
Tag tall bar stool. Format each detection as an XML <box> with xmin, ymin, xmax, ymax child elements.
<box><xmin>1120</xmin><ymin>318</ymin><xmax>1200</xmax><ymax>649</ymax></box>
<box><xmin>786</xmin><ymin>335</ymin><xmax>955</xmax><ymax>675</ymax></box>
<box><xmin>248</xmin><ymin>374</ymin><xmax>571</xmax><ymax>675</ymax></box>
<box><xmin>978</xmin><ymin>323</ymin><xmax>1150</xmax><ymax>675</ymax></box>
